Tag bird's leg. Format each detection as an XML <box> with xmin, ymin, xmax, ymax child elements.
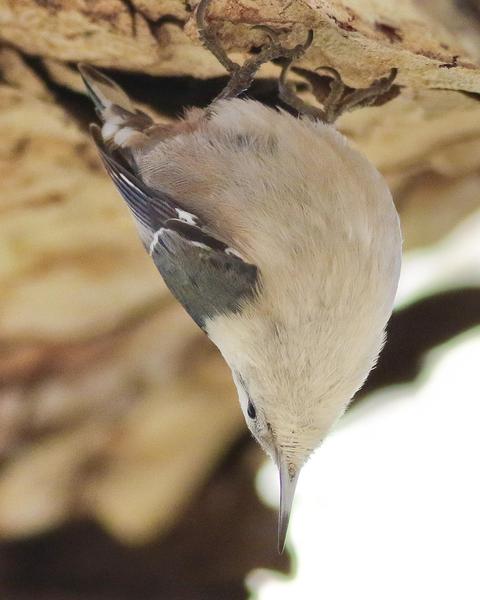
<box><xmin>278</xmin><ymin>61</ymin><xmax>328</xmax><ymax>121</ymax></box>
<box><xmin>279</xmin><ymin>62</ymin><xmax>400</xmax><ymax>123</ymax></box>
<box><xmin>196</xmin><ymin>0</ymin><xmax>313</xmax><ymax>102</ymax></box>
<box><xmin>322</xmin><ymin>67</ymin><xmax>399</xmax><ymax>122</ymax></box>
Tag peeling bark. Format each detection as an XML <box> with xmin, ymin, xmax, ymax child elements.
<box><xmin>0</xmin><ymin>0</ymin><xmax>479</xmax><ymax>88</ymax></box>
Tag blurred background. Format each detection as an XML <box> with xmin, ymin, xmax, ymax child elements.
<box><xmin>1</xmin><ymin>1</ymin><xmax>480</xmax><ymax>599</ymax></box>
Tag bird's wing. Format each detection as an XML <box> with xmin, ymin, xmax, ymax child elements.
<box><xmin>90</xmin><ymin>124</ymin><xmax>259</xmax><ymax>330</ymax></box>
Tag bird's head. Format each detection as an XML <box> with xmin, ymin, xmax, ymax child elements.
<box><xmin>230</xmin><ymin>359</ymin><xmax>357</xmax><ymax>552</ymax></box>
<box><xmin>232</xmin><ymin>366</ymin><xmax>313</xmax><ymax>553</ymax></box>
<box><xmin>206</xmin><ymin>292</ymin><xmax>390</xmax><ymax>552</ymax></box>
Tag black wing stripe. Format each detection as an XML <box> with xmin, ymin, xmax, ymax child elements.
<box><xmin>102</xmin><ymin>157</ymin><xmax>156</xmax><ymax>227</ymax></box>
<box><xmin>91</xmin><ymin>124</ymin><xmax>178</xmax><ymax>229</ymax></box>
<box><xmin>164</xmin><ymin>219</ymin><xmax>230</xmax><ymax>252</ymax></box>
<box><xmin>86</xmin><ymin>116</ymin><xmax>260</xmax><ymax>330</ymax></box>
<box><xmin>101</xmin><ymin>150</ymin><xmax>176</xmax><ymax>225</ymax></box>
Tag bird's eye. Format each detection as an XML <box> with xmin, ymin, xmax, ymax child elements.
<box><xmin>247</xmin><ymin>401</ymin><xmax>256</xmax><ymax>419</ymax></box>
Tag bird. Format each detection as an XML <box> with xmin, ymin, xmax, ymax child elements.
<box><xmin>79</xmin><ymin>0</ymin><xmax>402</xmax><ymax>553</ymax></box>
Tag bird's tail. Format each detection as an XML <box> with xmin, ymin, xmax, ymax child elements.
<box><xmin>78</xmin><ymin>63</ymin><xmax>153</xmax><ymax>149</ymax></box>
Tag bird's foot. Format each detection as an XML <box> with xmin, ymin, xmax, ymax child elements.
<box><xmin>279</xmin><ymin>63</ymin><xmax>400</xmax><ymax>123</ymax></box>
<box><xmin>196</xmin><ymin>0</ymin><xmax>313</xmax><ymax>101</ymax></box>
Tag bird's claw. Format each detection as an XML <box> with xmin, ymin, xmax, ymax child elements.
<box><xmin>251</xmin><ymin>25</ymin><xmax>313</xmax><ymax>59</ymax></box>
<box><xmin>196</xmin><ymin>0</ymin><xmax>398</xmax><ymax>121</ymax></box>
<box><xmin>196</xmin><ymin>0</ymin><xmax>313</xmax><ymax>102</ymax></box>
<box><xmin>279</xmin><ymin>63</ymin><xmax>400</xmax><ymax>123</ymax></box>
<box><xmin>324</xmin><ymin>67</ymin><xmax>399</xmax><ymax>120</ymax></box>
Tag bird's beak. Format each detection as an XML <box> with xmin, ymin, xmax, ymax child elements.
<box><xmin>277</xmin><ymin>458</ymin><xmax>300</xmax><ymax>553</ymax></box>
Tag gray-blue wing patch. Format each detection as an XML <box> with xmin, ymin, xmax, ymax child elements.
<box><xmin>89</xmin><ymin>125</ymin><xmax>259</xmax><ymax>330</ymax></box>
<box><xmin>151</xmin><ymin>228</ymin><xmax>259</xmax><ymax>330</ymax></box>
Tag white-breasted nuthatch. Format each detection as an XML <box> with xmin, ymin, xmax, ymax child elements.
<box><xmin>79</xmin><ymin>0</ymin><xmax>402</xmax><ymax>552</ymax></box>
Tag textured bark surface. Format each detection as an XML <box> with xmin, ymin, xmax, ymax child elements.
<box><xmin>1</xmin><ymin>0</ymin><xmax>480</xmax><ymax>89</ymax></box>
<box><xmin>1</xmin><ymin>1</ymin><xmax>480</xmax><ymax>598</ymax></box>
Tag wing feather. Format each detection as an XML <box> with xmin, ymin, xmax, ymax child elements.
<box><xmin>87</xmin><ymin>109</ymin><xmax>259</xmax><ymax>330</ymax></box>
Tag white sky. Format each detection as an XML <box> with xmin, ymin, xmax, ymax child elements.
<box><xmin>396</xmin><ymin>210</ymin><xmax>480</xmax><ymax>308</ymax></box>
<box><xmin>249</xmin><ymin>209</ymin><xmax>480</xmax><ymax>600</ymax></box>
